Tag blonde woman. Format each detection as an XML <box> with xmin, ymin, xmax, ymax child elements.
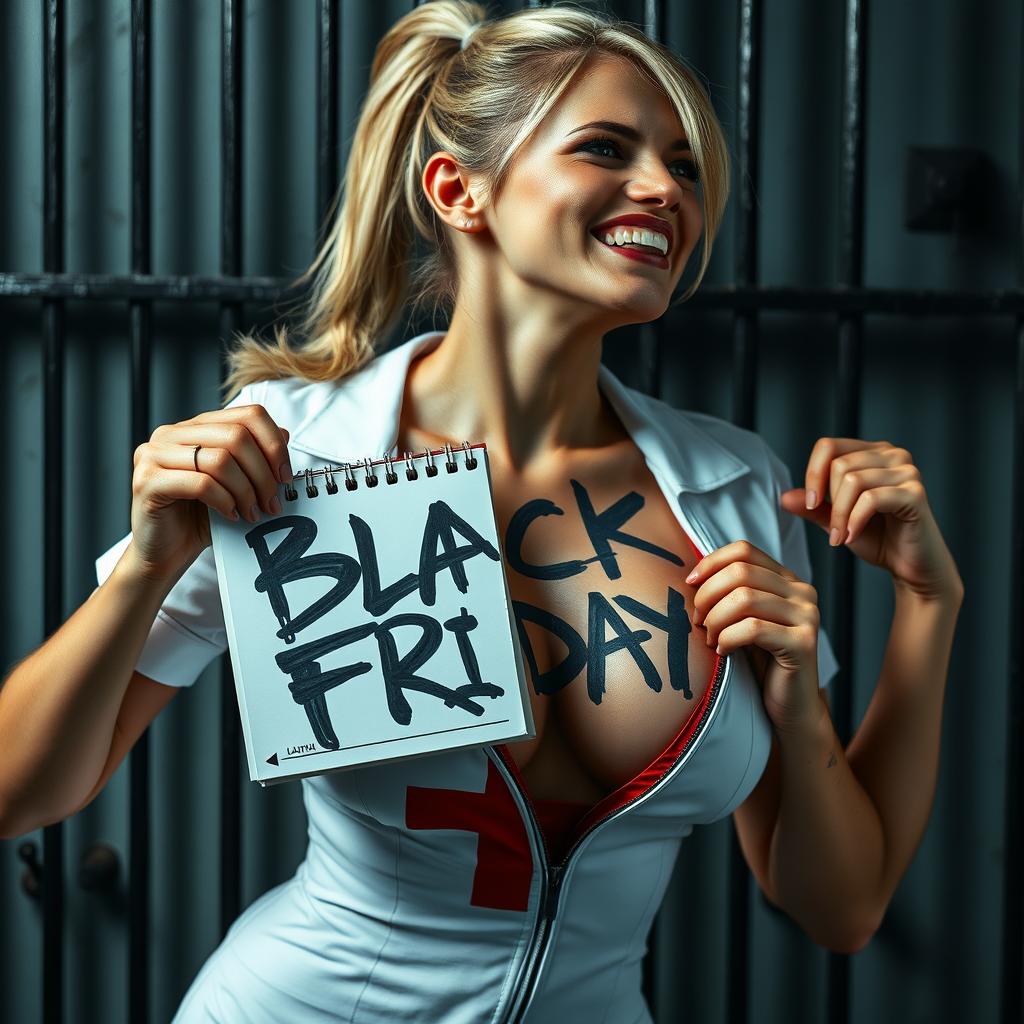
<box><xmin>1</xmin><ymin>2</ymin><xmax>963</xmax><ymax>1021</ymax></box>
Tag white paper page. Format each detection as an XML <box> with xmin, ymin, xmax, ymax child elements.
<box><xmin>210</xmin><ymin>446</ymin><xmax>534</xmax><ymax>785</ymax></box>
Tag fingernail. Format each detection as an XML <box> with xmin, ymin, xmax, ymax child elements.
<box><xmin>250</xmin><ymin>504</ymin><xmax>261</xmax><ymax>522</ymax></box>
<box><xmin>829</xmin><ymin>527</ymin><xmax>840</xmax><ymax>546</ymax></box>
<box><xmin>269</xmin><ymin>495</ymin><xmax>282</xmax><ymax>515</ymax></box>
<box><xmin>279</xmin><ymin>461</ymin><xmax>293</xmax><ymax>484</ymax></box>
<box><xmin>685</xmin><ymin>569</ymin><xmax>698</xmax><ymax>583</ymax></box>
<box><xmin>806</xmin><ymin>490</ymin><xmax>817</xmax><ymax>510</ymax></box>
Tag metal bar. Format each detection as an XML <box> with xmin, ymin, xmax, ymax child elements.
<box><xmin>316</xmin><ymin>0</ymin><xmax>340</xmax><ymax>246</ymax></box>
<box><xmin>1001</xmin><ymin>303</ymin><xmax>1024</xmax><ymax>1024</ymax></box>
<box><xmin>40</xmin><ymin>2</ymin><xmax>65</xmax><ymax>1021</ymax></box>
<box><xmin>726</xmin><ymin>1</ymin><xmax>763</xmax><ymax>1022</ymax></box>
<box><xmin>0</xmin><ymin>271</ymin><xmax>299</xmax><ymax>303</ymax></box>
<box><xmin>730</xmin><ymin>0</ymin><xmax>762</xmax><ymax>428</ymax></box>
<box><xmin>4</xmin><ymin>273</ymin><xmax>1023</xmax><ymax>316</ymax></box>
<box><xmin>128</xmin><ymin>1</ymin><xmax>153</xmax><ymax>1020</ymax></box>
<box><xmin>219</xmin><ymin>0</ymin><xmax>244</xmax><ymax>939</ymax></box>
<box><xmin>635</xmin><ymin>1</ymin><xmax>665</xmax><ymax>405</ymax></box>
<box><xmin>999</xmin><ymin>9</ymin><xmax>1024</xmax><ymax>1021</ymax></box>
<box><xmin>826</xmin><ymin>0</ymin><xmax>869</xmax><ymax>1019</ymax></box>
<box><xmin>638</xmin><ymin>0</ymin><xmax>666</xmax><ymax>1016</ymax></box>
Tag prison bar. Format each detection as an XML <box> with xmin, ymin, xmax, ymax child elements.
<box><xmin>824</xmin><ymin>2</ymin><xmax>868</xmax><ymax>1021</ymax></box>
<box><xmin>724</xmin><ymin>1</ymin><xmax>763</xmax><ymax>1021</ymax></box>
<box><xmin>1001</xmin><ymin>10</ymin><xmax>1024</xmax><ymax>1023</ymax></box>
<box><xmin>217</xmin><ymin>0</ymin><xmax>244</xmax><ymax>948</ymax></box>
<box><xmin>127</xmin><ymin>1</ymin><xmax>154</xmax><ymax>1020</ymax></box>
<box><xmin>317</xmin><ymin>0</ymin><xmax>341</xmax><ymax>253</ymax></box>
<box><xmin>40</xmin><ymin>1</ymin><xmax>65</xmax><ymax>1022</ymax></box>
<box><xmin>4</xmin><ymin>271</ymin><xmax>1022</xmax><ymax>314</ymax></box>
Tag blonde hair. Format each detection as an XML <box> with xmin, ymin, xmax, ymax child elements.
<box><xmin>220</xmin><ymin>0</ymin><xmax>731</xmax><ymax>405</ymax></box>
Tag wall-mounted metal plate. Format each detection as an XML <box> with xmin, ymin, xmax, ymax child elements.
<box><xmin>904</xmin><ymin>146</ymin><xmax>987</xmax><ymax>232</ymax></box>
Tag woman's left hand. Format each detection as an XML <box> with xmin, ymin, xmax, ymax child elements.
<box><xmin>687</xmin><ymin>438</ymin><xmax>964</xmax><ymax>733</ymax></box>
<box><xmin>779</xmin><ymin>437</ymin><xmax>964</xmax><ymax>602</ymax></box>
<box><xmin>687</xmin><ymin>542</ymin><xmax>826</xmax><ymax>734</ymax></box>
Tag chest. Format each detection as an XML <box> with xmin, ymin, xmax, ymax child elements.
<box><xmin>482</xmin><ymin>452</ymin><xmax>718</xmax><ymax>806</ymax></box>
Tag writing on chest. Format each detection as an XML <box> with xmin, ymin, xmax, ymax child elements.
<box><xmin>501</xmin><ymin>478</ymin><xmax>699</xmax><ymax>706</ymax></box>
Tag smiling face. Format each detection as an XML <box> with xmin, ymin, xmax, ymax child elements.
<box><xmin>478</xmin><ymin>51</ymin><xmax>704</xmax><ymax>329</ymax></box>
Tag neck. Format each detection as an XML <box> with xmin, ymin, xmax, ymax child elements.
<box><xmin>400</xmin><ymin>313</ymin><xmax>629</xmax><ymax>475</ymax></box>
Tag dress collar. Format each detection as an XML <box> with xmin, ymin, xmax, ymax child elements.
<box><xmin>288</xmin><ymin>330</ymin><xmax>750</xmax><ymax>494</ymax></box>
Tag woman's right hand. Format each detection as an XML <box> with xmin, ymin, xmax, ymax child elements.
<box><xmin>126</xmin><ymin>402</ymin><xmax>293</xmax><ymax>582</ymax></box>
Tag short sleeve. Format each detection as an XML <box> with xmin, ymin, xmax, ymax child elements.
<box><xmin>762</xmin><ymin>441</ymin><xmax>840</xmax><ymax>691</ymax></box>
<box><xmin>92</xmin><ymin>381</ymin><xmax>266</xmax><ymax>688</ymax></box>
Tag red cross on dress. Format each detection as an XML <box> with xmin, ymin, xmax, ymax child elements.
<box><xmin>405</xmin><ymin>758</ymin><xmax>590</xmax><ymax>912</ymax></box>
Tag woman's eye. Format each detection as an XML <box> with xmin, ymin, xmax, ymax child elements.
<box><xmin>578</xmin><ymin>137</ymin><xmax>699</xmax><ymax>183</ymax></box>
<box><xmin>580</xmin><ymin>137</ymin><xmax>622</xmax><ymax>160</ymax></box>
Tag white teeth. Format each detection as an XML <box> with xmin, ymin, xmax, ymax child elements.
<box><xmin>599</xmin><ymin>226</ymin><xmax>670</xmax><ymax>255</ymax></box>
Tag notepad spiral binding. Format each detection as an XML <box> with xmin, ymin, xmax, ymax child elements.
<box><xmin>283</xmin><ymin>440</ymin><xmax>481</xmax><ymax>502</ymax></box>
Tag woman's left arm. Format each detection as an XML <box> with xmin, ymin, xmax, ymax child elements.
<box><xmin>688</xmin><ymin>437</ymin><xmax>964</xmax><ymax>953</ymax></box>
<box><xmin>771</xmin><ymin>582</ymin><xmax>961</xmax><ymax>953</ymax></box>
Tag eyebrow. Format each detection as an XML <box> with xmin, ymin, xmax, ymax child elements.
<box><xmin>567</xmin><ymin>120</ymin><xmax>692</xmax><ymax>153</ymax></box>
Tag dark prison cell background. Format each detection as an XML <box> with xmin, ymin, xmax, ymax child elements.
<box><xmin>0</xmin><ymin>1</ymin><xmax>1020</xmax><ymax>1023</ymax></box>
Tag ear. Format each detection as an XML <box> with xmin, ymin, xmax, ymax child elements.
<box><xmin>421</xmin><ymin>151</ymin><xmax>485</xmax><ymax>229</ymax></box>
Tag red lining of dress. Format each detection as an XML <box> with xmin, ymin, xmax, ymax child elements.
<box><xmin>497</xmin><ymin>524</ymin><xmax>718</xmax><ymax>866</ymax></box>
<box><xmin>530</xmin><ymin>798</ymin><xmax>593</xmax><ymax>865</ymax></box>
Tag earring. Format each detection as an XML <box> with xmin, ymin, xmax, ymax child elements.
<box><xmin>461</xmin><ymin>217</ymin><xmax>475</xmax><ymax>229</ymax></box>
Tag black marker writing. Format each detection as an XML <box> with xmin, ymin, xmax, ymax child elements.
<box><xmin>273</xmin><ymin>609</ymin><xmax>504</xmax><ymax>749</ymax></box>
<box><xmin>587</xmin><ymin>593</ymin><xmax>656</xmax><ymax>704</ymax></box>
<box><xmin>506</xmin><ymin>498</ymin><xmax>598</xmax><ymax>580</ymax></box>
<box><xmin>503</xmin><ymin>479</ymin><xmax>695</xmax><ymax>704</ymax></box>
<box><xmin>240</xmin><ymin>500</ymin><xmax>505</xmax><ymax>744</ymax></box>
<box><xmin>245</xmin><ymin>514</ymin><xmax>362</xmax><ymax>644</ymax></box>
<box><xmin>348</xmin><ymin>513</ymin><xmax>421</xmax><ymax>615</ymax></box>
<box><xmin>614</xmin><ymin>588</ymin><xmax>693</xmax><ymax>699</ymax></box>
<box><xmin>506</xmin><ymin>481</ymin><xmax>685</xmax><ymax>582</ymax></box>
<box><xmin>374</xmin><ymin>610</ymin><xmax>505</xmax><ymax>727</ymax></box>
<box><xmin>513</xmin><ymin>586</ymin><xmax>693</xmax><ymax>705</ymax></box>
<box><xmin>513</xmin><ymin>602</ymin><xmax>588</xmax><ymax>696</ymax></box>
<box><xmin>273</xmin><ymin>618</ymin><xmax>377</xmax><ymax>748</ymax></box>
<box><xmin>570</xmin><ymin>479</ymin><xmax>685</xmax><ymax>581</ymax></box>
<box><xmin>417</xmin><ymin>500</ymin><xmax>502</xmax><ymax>605</ymax></box>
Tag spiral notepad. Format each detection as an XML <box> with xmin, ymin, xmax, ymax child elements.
<box><xmin>209</xmin><ymin>442</ymin><xmax>535</xmax><ymax>787</ymax></box>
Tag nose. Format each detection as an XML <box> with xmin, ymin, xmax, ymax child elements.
<box><xmin>624</xmin><ymin>160</ymin><xmax>684</xmax><ymax>207</ymax></box>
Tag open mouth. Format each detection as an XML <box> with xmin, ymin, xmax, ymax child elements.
<box><xmin>590</xmin><ymin>231</ymin><xmax>670</xmax><ymax>268</ymax></box>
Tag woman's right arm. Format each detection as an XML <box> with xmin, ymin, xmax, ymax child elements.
<box><xmin>0</xmin><ymin>398</ymin><xmax>291</xmax><ymax>839</ymax></box>
<box><xmin>0</xmin><ymin>545</ymin><xmax>183</xmax><ymax>838</ymax></box>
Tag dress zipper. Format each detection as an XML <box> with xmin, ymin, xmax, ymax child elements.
<box><xmin>497</xmin><ymin>649</ymin><xmax>729</xmax><ymax>1023</ymax></box>
<box><xmin>508</xmin><ymin>860</ymin><xmax>564</xmax><ymax>1023</ymax></box>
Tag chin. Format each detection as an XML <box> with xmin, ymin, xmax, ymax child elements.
<box><xmin>602</xmin><ymin>297</ymin><xmax>671</xmax><ymax>326</ymax></box>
